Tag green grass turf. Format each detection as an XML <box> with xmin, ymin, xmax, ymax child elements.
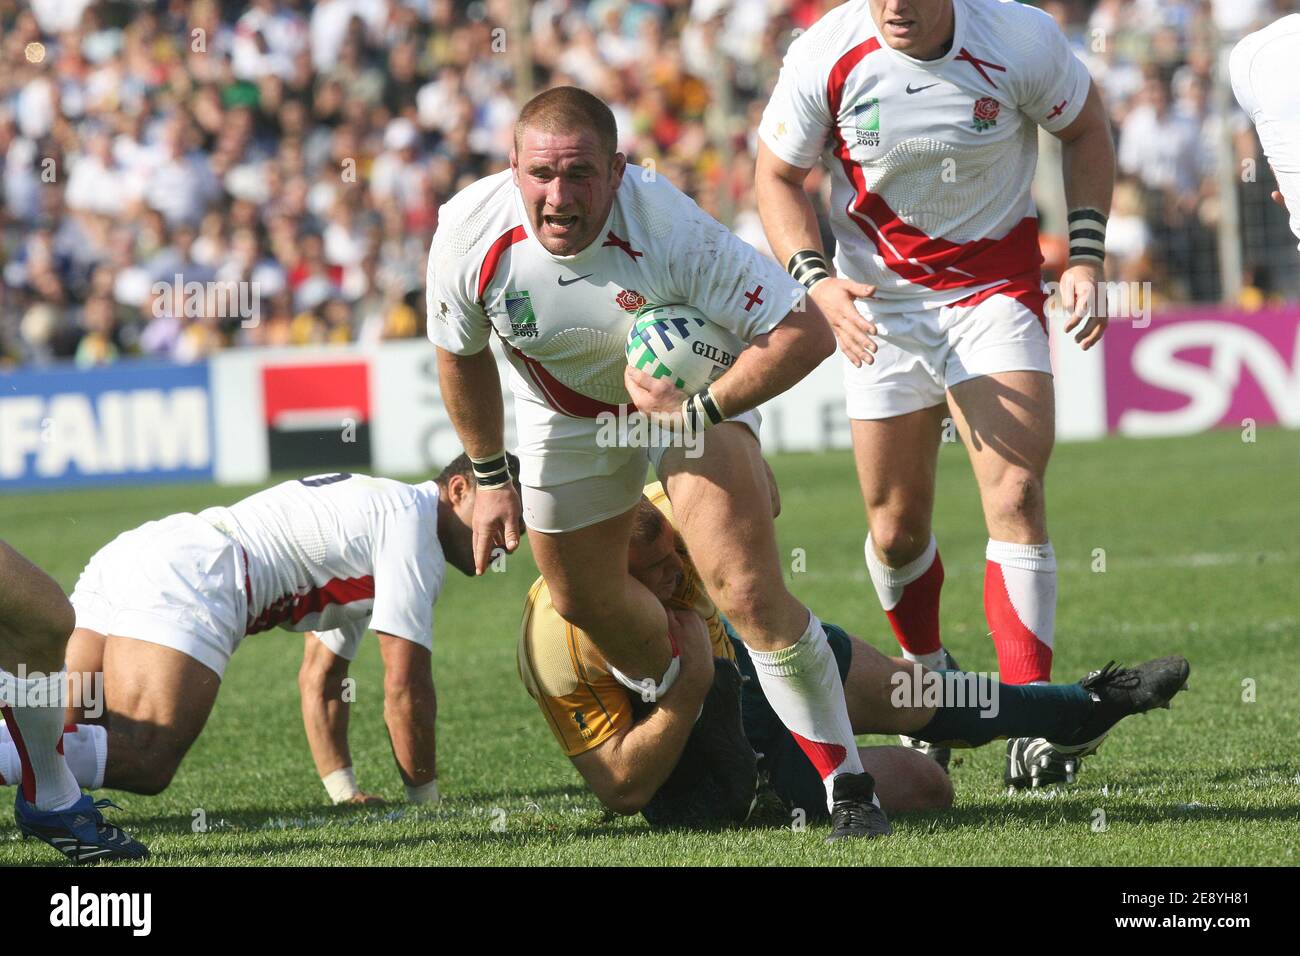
<box><xmin>1</xmin><ymin>427</ymin><xmax>1296</xmax><ymax>865</ymax></box>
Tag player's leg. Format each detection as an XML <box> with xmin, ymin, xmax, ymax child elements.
<box><xmin>0</xmin><ymin>542</ymin><xmax>147</xmax><ymax>861</ymax></box>
<box><xmin>946</xmin><ymin>369</ymin><xmax>1057</xmax><ymax>685</ymax></box>
<box><xmin>836</xmin><ymin>628</ymin><xmax>1093</xmax><ymax>745</ymax></box>
<box><xmin>526</xmin><ymin>458</ymin><xmax>677</xmax><ymax>691</ymax></box>
<box><xmin>0</xmin><ymin>623</ymin><xmax>106</xmax><ymax>790</ymax></box>
<box><xmin>0</xmin><ymin>540</ymin><xmax>82</xmax><ymax>810</ymax></box>
<box><xmin>843</xmin><ymin>309</ymin><xmax>958</xmax><ymax>672</ymax></box>
<box><xmin>851</xmin><ymin>406</ymin><xmax>951</xmax><ymax>670</ymax></box>
<box><xmin>63</xmin><ymin>627</ymin><xmax>106</xmax><ymax>725</ymax></box>
<box><xmin>3</xmin><ymin>633</ymin><xmax>221</xmax><ymax>795</ymax></box>
<box><xmin>95</xmin><ymin>636</ymin><xmax>221</xmax><ymax>795</ymax></box>
<box><xmin>659</xmin><ymin>423</ymin><xmax>884</xmax><ymax>837</ymax></box>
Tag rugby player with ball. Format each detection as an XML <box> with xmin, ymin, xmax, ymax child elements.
<box><xmin>428</xmin><ymin>86</ymin><xmax>890</xmax><ymax>840</ymax></box>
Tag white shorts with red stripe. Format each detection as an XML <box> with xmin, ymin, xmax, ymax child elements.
<box><xmin>844</xmin><ymin>277</ymin><xmax>1052</xmax><ymax>420</ymax></box>
<box><xmin>70</xmin><ymin>514</ymin><xmax>248</xmax><ymax>678</ymax></box>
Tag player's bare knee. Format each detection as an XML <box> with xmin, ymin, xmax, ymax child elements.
<box><xmin>868</xmin><ymin>516</ymin><xmax>931</xmax><ymax>567</ymax></box>
<box><xmin>42</xmin><ymin>596</ymin><xmax>76</xmax><ymax>650</ymax></box>
<box><xmin>134</xmin><ymin>743</ymin><xmax>186</xmax><ymax>795</ymax></box>
<box><xmin>987</xmin><ymin>472</ymin><xmax>1045</xmax><ymax>529</ymax></box>
<box><xmin>130</xmin><ymin>762</ymin><xmax>179</xmax><ymax>796</ymax></box>
<box><xmin>708</xmin><ymin>571</ymin><xmax>781</xmax><ymax>635</ymax></box>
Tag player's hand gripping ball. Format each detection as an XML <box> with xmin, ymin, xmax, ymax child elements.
<box><xmin>625</xmin><ymin>304</ymin><xmax>745</xmax><ymax>395</ymax></box>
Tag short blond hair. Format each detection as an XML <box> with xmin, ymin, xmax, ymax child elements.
<box><xmin>514</xmin><ymin>86</ymin><xmax>617</xmax><ymax>160</ymax></box>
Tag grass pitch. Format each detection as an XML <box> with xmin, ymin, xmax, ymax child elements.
<box><xmin>1</xmin><ymin>428</ymin><xmax>1296</xmax><ymax>866</ymax></box>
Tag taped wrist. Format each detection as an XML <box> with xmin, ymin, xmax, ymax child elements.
<box><xmin>470</xmin><ymin>451</ymin><xmax>512</xmax><ymax>490</ymax></box>
<box><xmin>680</xmin><ymin>387</ymin><xmax>726</xmax><ymax>433</ymax></box>
<box><xmin>1067</xmin><ymin>208</ymin><xmax>1107</xmax><ymax>264</ymax></box>
<box><xmin>786</xmin><ymin>249</ymin><xmax>831</xmax><ymax>290</ymax></box>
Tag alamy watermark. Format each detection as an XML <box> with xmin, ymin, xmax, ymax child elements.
<box><xmin>0</xmin><ymin>666</ymin><xmax>103</xmax><ymax>719</ymax></box>
<box><xmin>595</xmin><ymin>406</ymin><xmax>704</xmax><ymax>459</ymax></box>
<box><xmin>1045</xmin><ymin>279</ymin><xmax>1153</xmax><ymax>329</ymax></box>
<box><xmin>890</xmin><ymin>663</ymin><xmax>1000</xmax><ymax>718</ymax></box>
<box><xmin>151</xmin><ymin>275</ymin><xmax>261</xmax><ymax>328</ymax></box>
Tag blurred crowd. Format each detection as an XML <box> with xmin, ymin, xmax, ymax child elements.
<box><xmin>1</xmin><ymin>0</ymin><xmax>1296</xmax><ymax>368</ymax></box>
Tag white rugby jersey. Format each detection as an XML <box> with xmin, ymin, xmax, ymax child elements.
<box><xmin>426</xmin><ymin>169</ymin><xmax>802</xmax><ymax>486</ymax></box>
<box><xmin>1230</xmin><ymin>14</ymin><xmax>1300</xmax><ymax>251</ymax></box>
<box><xmin>759</xmin><ymin>0</ymin><xmax>1092</xmax><ymax>309</ymax></box>
<box><xmin>199</xmin><ymin>473</ymin><xmax>445</xmax><ymax>660</ymax></box>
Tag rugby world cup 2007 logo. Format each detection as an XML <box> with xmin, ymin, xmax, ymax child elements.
<box><xmin>504</xmin><ymin>290</ymin><xmax>539</xmax><ymax>338</ymax></box>
<box><xmin>852</xmin><ymin>96</ymin><xmax>880</xmax><ymax>147</ymax></box>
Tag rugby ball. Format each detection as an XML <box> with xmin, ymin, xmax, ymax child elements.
<box><xmin>625</xmin><ymin>304</ymin><xmax>744</xmax><ymax>394</ymax></box>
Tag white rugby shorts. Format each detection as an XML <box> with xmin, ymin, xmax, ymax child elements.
<box><xmin>844</xmin><ymin>281</ymin><xmax>1052</xmax><ymax>420</ymax></box>
<box><xmin>70</xmin><ymin>514</ymin><xmax>248</xmax><ymax>678</ymax></box>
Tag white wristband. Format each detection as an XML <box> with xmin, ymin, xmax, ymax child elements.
<box><xmin>322</xmin><ymin>766</ymin><xmax>361</xmax><ymax>804</ymax></box>
<box><xmin>405</xmin><ymin>779</ymin><xmax>441</xmax><ymax>804</ymax></box>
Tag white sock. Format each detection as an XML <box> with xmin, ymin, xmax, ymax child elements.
<box><xmin>0</xmin><ymin>670</ymin><xmax>82</xmax><ymax>811</ymax></box>
<box><xmin>746</xmin><ymin>610</ymin><xmax>864</xmax><ymax>811</ymax></box>
<box><xmin>58</xmin><ymin>723</ymin><xmax>108</xmax><ymax>789</ymax></box>
<box><xmin>0</xmin><ymin>723</ymin><xmax>19</xmax><ymax>786</ymax></box>
<box><xmin>985</xmin><ymin>539</ymin><xmax>1057</xmax><ymax>684</ymax></box>
<box><xmin>1</xmin><ymin>719</ymin><xmax>105</xmax><ymax>792</ymax></box>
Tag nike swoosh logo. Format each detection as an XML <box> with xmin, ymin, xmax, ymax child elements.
<box><xmin>557</xmin><ymin>274</ymin><xmax>593</xmax><ymax>286</ymax></box>
<box><xmin>906</xmin><ymin>83</ymin><xmax>939</xmax><ymax>94</ymax></box>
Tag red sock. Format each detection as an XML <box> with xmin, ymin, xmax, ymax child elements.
<box><xmin>984</xmin><ymin>540</ymin><xmax>1056</xmax><ymax>684</ymax></box>
<box><xmin>865</xmin><ymin>535</ymin><xmax>945</xmax><ymax>665</ymax></box>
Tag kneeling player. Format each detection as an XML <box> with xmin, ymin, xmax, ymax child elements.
<box><xmin>0</xmin><ymin>457</ymin><xmax>505</xmax><ymax>807</ymax></box>
<box><xmin>519</xmin><ymin>485</ymin><xmax>1190</xmax><ymax>830</ymax></box>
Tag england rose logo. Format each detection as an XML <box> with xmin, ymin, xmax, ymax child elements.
<box><xmin>973</xmin><ymin>97</ymin><xmax>1000</xmax><ymax>131</ymax></box>
<box><xmin>616</xmin><ymin>289</ymin><xmax>647</xmax><ymax>312</ymax></box>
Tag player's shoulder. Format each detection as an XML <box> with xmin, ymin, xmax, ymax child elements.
<box><xmin>785</xmin><ymin>0</ymin><xmax>873</xmax><ymax>67</ymax></box>
<box><xmin>432</xmin><ymin>168</ymin><xmax>518</xmax><ymax>259</ymax></box>
<box><xmin>373</xmin><ymin>476</ymin><xmax>441</xmax><ymax>518</ymax></box>
<box><xmin>1230</xmin><ymin>15</ymin><xmax>1300</xmax><ymax>78</ymax></box>
<box><xmin>963</xmin><ymin>0</ymin><xmax>1080</xmax><ymax>90</ymax></box>
<box><xmin>966</xmin><ymin>0</ymin><xmax>1058</xmax><ymax>33</ymax></box>
<box><xmin>617</xmin><ymin>171</ymin><xmax>698</xmax><ymax>245</ymax></box>
<box><xmin>964</xmin><ymin>0</ymin><xmax>1068</xmax><ymax>58</ymax></box>
<box><xmin>301</xmin><ymin>473</ymin><xmax>438</xmax><ymax>515</ymax></box>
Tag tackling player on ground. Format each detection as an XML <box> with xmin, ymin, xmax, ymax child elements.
<box><xmin>429</xmin><ymin>86</ymin><xmax>889</xmax><ymax>839</ymax></box>
<box><xmin>519</xmin><ymin>483</ymin><xmax>1189</xmax><ymax>828</ymax></box>
<box><xmin>755</xmin><ymin>0</ymin><xmax>1117</xmax><ymax>787</ymax></box>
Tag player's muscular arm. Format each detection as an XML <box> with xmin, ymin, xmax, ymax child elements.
<box><xmin>436</xmin><ymin>346</ymin><xmax>522</xmax><ymax>573</ymax></box>
<box><xmin>755</xmin><ymin>140</ymin><xmax>879</xmax><ymax>366</ymax></box>
<box><xmin>377</xmin><ymin>632</ymin><xmax>438</xmax><ymax>797</ymax></box>
<box><xmin>709</xmin><ymin>302</ymin><xmax>836</xmax><ymax>415</ymax></box>
<box><xmin>568</xmin><ymin>608</ymin><xmax>714</xmax><ymax>815</ymax></box>
<box><xmin>1053</xmin><ymin>83</ymin><xmax>1117</xmax><ymax>350</ymax></box>
<box><xmin>299</xmin><ymin>634</ymin><xmax>381</xmax><ymax>804</ymax></box>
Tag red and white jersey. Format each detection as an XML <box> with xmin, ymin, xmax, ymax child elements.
<box><xmin>1230</xmin><ymin>14</ymin><xmax>1300</xmax><ymax>251</ymax></box>
<box><xmin>199</xmin><ymin>473</ymin><xmax>445</xmax><ymax>658</ymax></box>
<box><xmin>426</xmin><ymin>169</ymin><xmax>801</xmax><ymax>486</ymax></box>
<box><xmin>759</xmin><ymin>0</ymin><xmax>1092</xmax><ymax>309</ymax></box>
